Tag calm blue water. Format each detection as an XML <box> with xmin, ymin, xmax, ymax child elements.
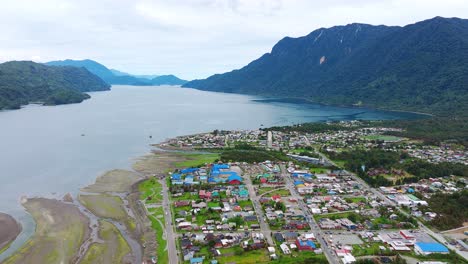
<box><xmin>0</xmin><ymin>85</ymin><xmax>423</xmax><ymax>258</ymax></box>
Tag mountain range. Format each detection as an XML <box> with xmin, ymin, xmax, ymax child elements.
<box><xmin>46</xmin><ymin>59</ymin><xmax>188</xmax><ymax>86</ymax></box>
<box><xmin>183</xmin><ymin>17</ymin><xmax>468</xmax><ymax>116</ymax></box>
<box><xmin>0</xmin><ymin>61</ymin><xmax>110</xmax><ymax>110</ymax></box>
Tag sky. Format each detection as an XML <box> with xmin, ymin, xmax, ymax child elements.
<box><xmin>0</xmin><ymin>0</ymin><xmax>467</xmax><ymax>80</ymax></box>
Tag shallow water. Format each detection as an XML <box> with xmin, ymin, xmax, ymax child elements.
<box><xmin>0</xmin><ymin>85</ymin><xmax>423</xmax><ymax>259</ymax></box>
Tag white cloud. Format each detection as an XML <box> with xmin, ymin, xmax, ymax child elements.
<box><xmin>0</xmin><ymin>0</ymin><xmax>467</xmax><ymax>79</ymax></box>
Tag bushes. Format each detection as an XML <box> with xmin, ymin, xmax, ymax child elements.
<box><xmin>427</xmin><ymin>190</ymin><xmax>468</xmax><ymax>230</ymax></box>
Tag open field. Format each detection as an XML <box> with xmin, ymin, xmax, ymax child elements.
<box><xmin>0</xmin><ymin>213</ymin><xmax>22</xmax><ymax>254</ymax></box>
<box><xmin>362</xmin><ymin>134</ymin><xmax>403</xmax><ymax>142</ymax></box>
<box><xmin>80</xmin><ymin>220</ymin><xmax>131</xmax><ymax>264</ymax></box>
<box><xmin>139</xmin><ymin>177</ymin><xmax>163</xmax><ymax>203</ymax></box>
<box><xmin>3</xmin><ymin>198</ymin><xmax>90</xmax><ymax>264</ymax></box>
<box><xmin>271</xmin><ymin>252</ymin><xmax>328</xmax><ymax>264</ymax></box>
<box><xmin>216</xmin><ymin>247</ymin><xmax>270</xmax><ymax>263</ymax></box>
<box><xmin>147</xmin><ymin>206</ymin><xmax>168</xmax><ymax>264</ymax></box>
<box><xmin>81</xmin><ymin>169</ymin><xmax>141</xmax><ymax>193</ymax></box>
<box><xmin>258</xmin><ymin>187</ymin><xmax>290</xmax><ymax>196</ymax></box>
<box><xmin>175</xmin><ymin>153</ymin><xmax>219</xmax><ymax>168</ymax></box>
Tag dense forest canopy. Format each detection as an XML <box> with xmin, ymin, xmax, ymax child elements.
<box><xmin>0</xmin><ymin>61</ymin><xmax>110</xmax><ymax>110</ymax></box>
<box><xmin>184</xmin><ymin>17</ymin><xmax>468</xmax><ymax>117</ymax></box>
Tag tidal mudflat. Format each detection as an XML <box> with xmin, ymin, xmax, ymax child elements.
<box><xmin>2</xmin><ymin>198</ymin><xmax>90</xmax><ymax>264</ymax></box>
<box><xmin>0</xmin><ymin>213</ymin><xmax>22</xmax><ymax>254</ymax></box>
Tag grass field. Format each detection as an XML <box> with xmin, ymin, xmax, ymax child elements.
<box><xmin>175</xmin><ymin>153</ymin><xmax>219</xmax><ymax>168</ymax></box>
<box><xmin>139</xmin><ymin>178</ymin><xmax>163</xmax><ymax>203</ymax></box>
<box><xmin>352</xmin><ymin>242</ymin><xmax>388</xmax><ymax>256</ymax></box>
<box><xmin>271</xmin><ymin>252</ymin><xmax>328</xmax><ymax>264</ymax></box>
<box><xmin>148</xmin><ymin>206</ymin><xmax>168</xmax><ymax>264</ymax></box>
<box><xmin>216</xmin><ymin>247</ymin><xmax>270</xmax><ymax>263</ymax></box>
<box><xmin>258</xmin><ymin>187</ymin><xmax>291</xmax><ymax>197</ymax></box>
<box><xmin>362</xmin><ymin>135</ymin><xmax>403</xmax><ymax>142</ymax></box>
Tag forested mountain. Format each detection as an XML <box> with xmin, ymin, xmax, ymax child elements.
<box><xmin>0</xmin><ymin>61</ymin><xmax>110</xmax><ymax>110</ymax></box>
<box><xmin>150</xmin><ymin>75</ymin><xmax>188</xmax><ymax>85</ymax></box>
<box><xmin>46</xmin><ymin>59</ymin><xmax>188</xmax><ymax>86</ymax></box>
<box><xmin>184</xmin><ymin>17</ymin><xmax>468</xmax><ymax>116</ymax></box>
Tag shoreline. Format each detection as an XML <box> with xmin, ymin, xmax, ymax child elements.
<box><xmin>182</xmin><ymin>87</ymin><xmax>436</xmax><ymax>118</ymax></box>
<box><xmin>1</xmin><ymin>148</ymin><xmax>191</xmax><ymax>263</ymax></box>
<box><xmin>0</xmin><ymin>213</ymin><xmax>22</xmax><ymax>255</ymax></box>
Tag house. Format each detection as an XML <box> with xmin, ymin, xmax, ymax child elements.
<box><xmin>181</xmin><ymin>238</ymin><xmax>193</xmax><ymax>249</ymax></box>
<box><xmin>190</xmin><ymin>257</ymin><xmax>204</xmax><ymax>264</ymax></box>
<box><xmin>192</xmin><ymin>201</ymin><xmax>207</xmax><ymax>209</ymax></box>
<box><xmin>280</xmin><ymin>243</ymin><xmax>291</xmax><ymax>254</ymax></box>
<box><xmin>178</xmin><ymin>222</ymin><xmax>192</xmax><ymax>229</ymax></box>
<box><xmin>336</xmin><ymin>218</ymin><xmax>356</xmax><ymax>230</ymax></box>
<box><xmin>244</xmin><ymin>215</ymin><xmax>258</xmax><ymax>222</ymax></box>
<box><xmin>272</xmin><ymin>194</ymin><xmax>282</xmax><ymax>202</ymax></box>
<box><xmin>283</xmin><ymin>232</ymin><xmax>298</xmax><ymax>242</ymax></box>
<box><xmin>199</xmin><ymin>190</ymin><xmax>212</xmax><ymax>199</ymax></box>
<box><xmin>183</xmin><ymin>250</ymin><xmax>194</xmax><ymax>261</ymax></box>
<box><xmin>273</xmin><ymin>233</ymin><xmax>284</xmax><ymax>243</ymax></box>
<box><xmin>414</xmin><ymin>242</ymin><xmax>449</xmax><ymax>255</ymax></box>
<box><xmin>296</xmin><ymin>238</ymin><xmax>316</xmax><ymax>251</ymax></box>
<box><xmin>227</xmin><ymin>174</ymin><xmax>243</xmax><ymax>185</ymax></box>
<box><xmin>341</xmin><ymin>254</ymin><xmax>356</xmax><ymax>264</ymax></box>
<box><xmin>175</xmin><ymin>201</ymin><xmax>190</xmax><ymax>207</ymax></box>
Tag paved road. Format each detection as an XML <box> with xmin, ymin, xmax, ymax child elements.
<box><xmin>244</xmin><ymin>173</ymin><xmax>274</xmax><ymax>246</ymax></box>
<box><xmin>280</xmin><ymin>164</ymin><xmax>341</xmax><ymax>264</ymax></box>
<box><xmin>315</xmin><ymin>150</ymin><xmax>468</xmax><ymax>261</ymax></box>
<box><xmin>161</xmin><ymin>179</ymin><xmax>179</xmax><ymax>264</ymax></box>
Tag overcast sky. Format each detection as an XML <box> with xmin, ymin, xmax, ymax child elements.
<box><xmin>0</xmin><ymin>0</ymin><xmax>467</xmax><ymax>79</ymax></box>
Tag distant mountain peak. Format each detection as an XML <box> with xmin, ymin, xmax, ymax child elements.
<box><xmin>183</xmin><ymin>16</ymin><xmax>468</xmax><ymax>116</ymax></box>
<box><xmin>46</xmin><ymin>59</ymin><xmax>188</xmax><ymax>86</ymax></box>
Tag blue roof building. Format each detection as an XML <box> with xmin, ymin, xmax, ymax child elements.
<box><xmin>171</xmin><ymin>173</ymin><xmax>182</xmax><ymax>180</ymax></box>
<box><xmin>181</xmin><ymin>168</ymin><xmax>199</xmax><ymax>174</ymax></box>
<box><xmin>414</xmin><ymin>242</ymin><xmax>449</xmax><ymax>255</ymax></box>
<box><xmin>227</xmin><ymin>174</ymin><xmax>243</xmax><ymax>184</ymax></box>
<box><xmin>190</xmin><ymin>257</ymin><xmax>204</xmax><ymax>264</ymax></box>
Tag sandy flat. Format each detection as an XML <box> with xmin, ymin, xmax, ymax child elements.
<box><xmin>81</xmin><ymin>169</ymin><xmax>141</xmax><ymax>193</ymax></box>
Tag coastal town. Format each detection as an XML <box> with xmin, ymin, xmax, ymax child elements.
<box><xmin>137</xmin><ymin>121</ymin><xmax>467</xmax><ymax>264</ymax></box>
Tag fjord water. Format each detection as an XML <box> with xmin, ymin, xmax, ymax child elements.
<box><xmin>0</xmin><ymin>85</ymin><xmax>422</xmax><ymax>258</ymax></box>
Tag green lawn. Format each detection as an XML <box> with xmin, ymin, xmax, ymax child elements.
<box><xmin>352</xmin><ymin>242</ymin><xmax>389</xmax><ymax>256</ymax></box>
<box><xmin>314</xmin><ymin>211</ymin><xmax>364</xmax><ymax>222</ymax></box>
<box><xmin>309</xmin><ymin>167</ymin><xmax>329</xmax><ymax>174</ymax></box>
<box><xmin>175</xmin><ymin>153</ymin><xmax>219</xmax><ymax>168</ymax></box>
<box><xmin>332</xmin><ymin>159</ymin><xmax>346</xmax><ymax>168</ymax></box>
<box><xmin>258</xmin><ymin>187</ymin><xmax>290</xmax><ymax>196</ymax></box>
<box><xmin>139</xmin><ymin>178</ymin><xmax>163</xmax><ymax>203</ymax></box>
<box><xmin>148</xmin><ymin>206</ymin><xmax>168</xmax><ymax>264</ymax></box>
<box><xmin>237</xmin><ymin>200</ymin><xmax>254</xmax><ymax>208</ymax></box>
<box><xmin>344</xmin><ymin>197</ymin><xmax>367</xmax><ymax>204</ymax></box>
<box><xmin>271</xmin><ymin>251</ymin><xmax>328</xmax><ymax>264</ymax></box>
<box><xmin>362</xmin><ymin>135</ymin><xmax>402</xmax><ymax>142</ymax></box>
<box><xmin>171</xmin><ymin>192</ymin><xmax>197</xmax><ymax>201</ymax></box>
<box><xmin>216</xmin><ymin>247</ymin><xmax>270</xmax><ymax>263</ymax></box>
